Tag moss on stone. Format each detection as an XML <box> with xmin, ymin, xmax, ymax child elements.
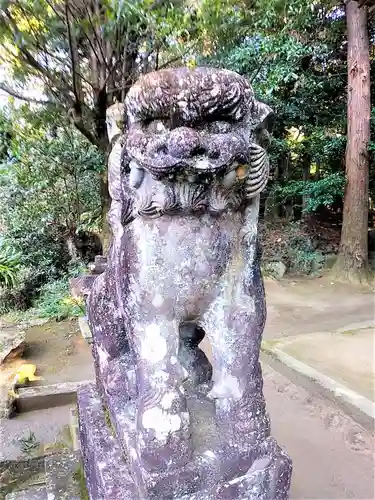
<box><xmin>340</xmin><ymin>329</ymin><xmax>357</xmax><ymax>336</ymax></box>
<box><xmin>73</xmin><ymin>464</ymin><xmax>89</xmax><ymax>500</ymax></box>
<box><xmin>103</xmin><ymin>406</ymin><xmax>115</xmax><ymax>436</ymax></box>
<box><xmin>261</xmin><ymin>339</ymin><xmax>280</xmax><ymax>352</ymax></box>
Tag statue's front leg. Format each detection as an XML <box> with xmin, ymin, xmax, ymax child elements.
<box><xmin>131</xmin><ymin>316</ymin><xmax>192</xmax><ymax>472</ymax></box>
<box><xmin>203</xmin><ymin>222</ymin><xmax>270</xmax><ymax>450</ymax></box>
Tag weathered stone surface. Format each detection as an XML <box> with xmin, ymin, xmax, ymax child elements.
<box><xmin>0</xmin><ymin>327</ymin><xmax>26</xmax><ymax>364</ymax></box>
<box><xmin>177</xmin><ymin>438</ymin><xmax>292</xmax><ymax>500</ymax></box>
<box><xmin>263</xmin><ymin>261</ymin><xmax>287</xmax><ymax>280</ymax></box>
<box><xmin>0</xmin><ymin>390</ymin><xmax>16</xmax><ymax>419</ymax></box>
<box><xmin>78</xmin><ymin>384</ymin><xmax>291</xmax><ymax>500</ymax></box>
<box><xmin>0</xmin><ymin>325</ymin><xmax>26</xmax><ymax>418</ymax></box>
<box><xmin>5</xmin><ymin>485</ymin><xmax>47</xmax><ymax>500</ymax></box>
<box><xmin>45</xmin><ymin>452</ymin><xmax>81</xmax><ymax>500</ymax></box>
<box><xmin>77</xmin><ymin>383</ymin><xmax>137</xmax><ymax>500</ymax></box>
<box><xmin>79</xmin><ymin>67</ymin><xmax>292</xmax><ymax>499</ymax></box>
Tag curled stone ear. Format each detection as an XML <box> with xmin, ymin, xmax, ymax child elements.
<box><xmin>253</xmin><ymin>100</ymin><xmax>275</xmax><ymax>133</ymax></box>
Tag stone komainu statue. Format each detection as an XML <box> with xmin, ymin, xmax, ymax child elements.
<box><xmin>84</xmin><ymin>68</ymin><xmax>292</xmax><ymax>500</ymax></box>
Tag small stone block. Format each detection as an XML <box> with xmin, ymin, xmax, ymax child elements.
<box><xmin>70</xmin><ymin>275</ymin><xmax>97</xmax><ymax>299</ymax></box>
<box><xmin>5</xmin><ymin>486</ymin><xmax>47</xmax><ymax>500</ymax></box>
<box><xmin>45</xmin><ymin>452</ymin><xmax>81</xmax><ymax>500</ymax></box>
<box><xmin>88</xmin><ymin>255</ymin><xmax>107</xmax><ymax>275</ymax></box>
<box><xmin>78</xmin><ymin>316</ymin><xmax>93</xmax><ymax>344</ymax></box>
<box><xmin>94</xmin><ymin>255</ymin><xmax>107</xmax><ymax>266</ymax></box>
<box><xmin>69</xmin><ymin>406</ymin><xmax>80</xmax><ymax>451</ymax></box>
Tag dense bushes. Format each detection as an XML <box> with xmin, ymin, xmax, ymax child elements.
<box><xmin>0</xmin><ymin>238</ymin><xmax>21</xmax><ymax>288</ymax></box>
<box><xmin>0</xmin><ymin>106</ymin><xmax>103</xmax><ymax>316</ymax></box>
<box><xmin>33</xmin><ymin>278</ymin><xmax>86</xmax><ymax>321</ymax></box>
<box><xmin>259</xmin><ymin>221</ymin><xmax>333</xmax><ymax>276</ymax></box>
<box><xmin>272</xmin><ymin>173</ymin><xmax>346</xmax><ymax>214</ymax></box>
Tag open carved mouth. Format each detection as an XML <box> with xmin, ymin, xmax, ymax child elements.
<box><xmin>126</xmin><ymin>140</ymin><xmax>268</xmax><ymax>193</ymax></box>
<box><xmin>127</xmin><ymin>158</ymin><xmax>251</xmax><ymax>190</ymax></box>
<box><xmin>125</xmin><ymin>124</ymin><xmax>252</xmax><ymax>180</ymax></box>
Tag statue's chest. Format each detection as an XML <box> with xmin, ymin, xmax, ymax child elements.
<box><xmin>128</xmin><ymin>214</ymin><xmax>243</xmax><ymax>306</ymax></box>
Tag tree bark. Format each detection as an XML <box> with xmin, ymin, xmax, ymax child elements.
<box><xmin>301</xmin><ymin>153</ymin><xmax>311</xmax><ymax>217</ymax></box>
<box><xmin>334</xmin><ymin>0</ymin><xmax>370</xmax><ymax>282</ymax></box>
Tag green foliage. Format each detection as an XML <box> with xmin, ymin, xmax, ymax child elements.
<box><xmin>287</xmin><ymin>233</ymin><xmax>325</xmax><ymax>274</ymax></box>
<box><xmin>0</xmin><ymin>266</ymin><xmax>39</xmax><ymax>314</ymax></box>
<box><xmin>288</xmin><ymin>247</ymin><xmax>325</xmax><ymax>275</ymax></box>
<box><xmin>0</xmin><ymin>239</ymin><xmax>21</xmax><ymax>288</ymax></box>
<box><xmin>0</xmin><ymin>105</ymin><xmax>103</xmax><ymax>296</ymax></box>
<box><xmin>1</xmin><ymin>105</ymin><xmax>103</xmax><ymax>235</ymax></box>
<box><xmin>18</xmin><ymin>431</ymin><xmax>40</xmax><ymax>456</ymax></box>
<box><xmin>260</xmin><ymin>221</ymin><xmax>327</xmax><ymax>276</ymax></box>
<box><xmin>34</xmin><ymin>279</ymin><xmax>85</xmax><ymax>321</ymax></box>
<box><xmin>0</xmin><ymin>0</ymin><xmax>372</xmax><ymax>288</ymax></box>
<box><xmin>274</xmin><ymin>172</ymin><xmax>346</xmax><ymax>212</ymax></box>
<box><xmin>202</xmin><ymin>0</ymin><xmax>355</xmax><ymax>223</ymax></box>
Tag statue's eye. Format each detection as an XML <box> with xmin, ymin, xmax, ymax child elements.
<box><xmin>208</xmin><ymin>121</ymin><xmax>232</xmax><ymax>134</ymax></box>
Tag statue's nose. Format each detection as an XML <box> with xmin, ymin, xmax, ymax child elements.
<box><xmin>167</xmin><ymin>127</ymin><xmax>206</xmax><ymax>159</ymax></box>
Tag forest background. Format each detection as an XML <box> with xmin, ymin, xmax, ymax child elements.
<box><xmin>0</xmin><ymin>0</ymin><xmax>373</xmax><ymax>320</ymax></box>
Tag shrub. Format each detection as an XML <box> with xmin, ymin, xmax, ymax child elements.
<box><xmin>0</xmin><ymin>239</ymin><xmax>21</xmax><ymax>288</ymax></box>
<box><xmin>0</xmin><ymin>267</ymin><xmax>40</xmax><ymax>314</ymax></box>
<box><xmin>287</xmin><ymin>248</ymin><xmax>325</xmax><ymax>275</ymax></box>
<box><xmin>34</xmin><ymin>279</ymin><xmax>85</xmax><ymax>321</ymax></box>
<box><xmin>273</xmin><ymin>172</ymin><xmax>346</xmax><ymax>213</ymax></box>
<box><xmin>259</xmin><ymin>221</ymin><xmax>326</xmax><ymax>276</ymax></box>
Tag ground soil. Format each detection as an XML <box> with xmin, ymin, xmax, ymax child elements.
<box><xmin>263</xmin><ymin>364</ymin><xmax>374</xmax><ymax>499</ymax></box>
<box><xmin>0</xmin><ymin>320</ymin><xmax>94</xmax><ymax>389</ymax></box>
<box><xmin>264</xmin><ymin>275</ymin><xmax>374</xmax><ymax>339</ymax></box>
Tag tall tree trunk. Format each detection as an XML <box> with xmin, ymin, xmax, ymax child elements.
<box><xmin>333</xmin><ymin>0</ymin><xmax>370</xmax><ymax>282</ymax></box>
<box><xmin>93</xmin><ymin>84</ymin><xmax>111</xmax><ymax>252</ymax></box>
<box><xmin>284</xmin><ymin>152</ymin><xmax>294</xmax><ymax>221</ymax></box>
<box><xmin>301</xmin><ymin>154</ymin><xmax>311</xmax><ymax>217</ymax></box>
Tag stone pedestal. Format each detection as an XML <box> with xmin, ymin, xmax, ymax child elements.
<box><xmin>78</xmin><ymin>383</ymin><xmax>291</xmax><ymax>500</ymax></box>
<box><xmin>77</xmin><ymin>67</ymin><xmax>292</xmax><ymax>499</ymax></box>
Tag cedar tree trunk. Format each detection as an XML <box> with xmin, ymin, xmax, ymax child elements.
<box><xmin>334</xmin><ymin>0</ymin><xmax>370</xmax><ymax>282</ymax></box>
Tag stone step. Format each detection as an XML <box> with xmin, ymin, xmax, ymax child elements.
<box><xmin>16</xmin><ymin>380</ymin><xmax>93</xmax><ymax>412</ymax></box>
<box><xmin>44</xmin><ymin>452</ymin><xmax>82</xmax><ymax>500</ymax></box>
<box><xmin>5</xmin><ymin>485</ymin><xmax>47</xmax><ymax>500</ymax></box>
<box><xmin>69</xmin><ymin>406</ymin><xmax>80</xmax><ymax>451</ymax></box>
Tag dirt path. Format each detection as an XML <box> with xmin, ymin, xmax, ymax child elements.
<box><xmin>264</xmin><ymin>276</ymin><xmax>374</xmax><ymax>340</ymax></box>
<box><xmin>0</xmin><ymin>320</ymin><xmax>94</xmax><ymax>390</ymax></box>
<box><xmin>264</xmin><ymin>364</ymin><xmax>374</xmax><ymax>499</ymax></box>
<box><xmin>23</xmin><ymin>320</ymin><xmax>94</xmax><ymax>384</ymax></box>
